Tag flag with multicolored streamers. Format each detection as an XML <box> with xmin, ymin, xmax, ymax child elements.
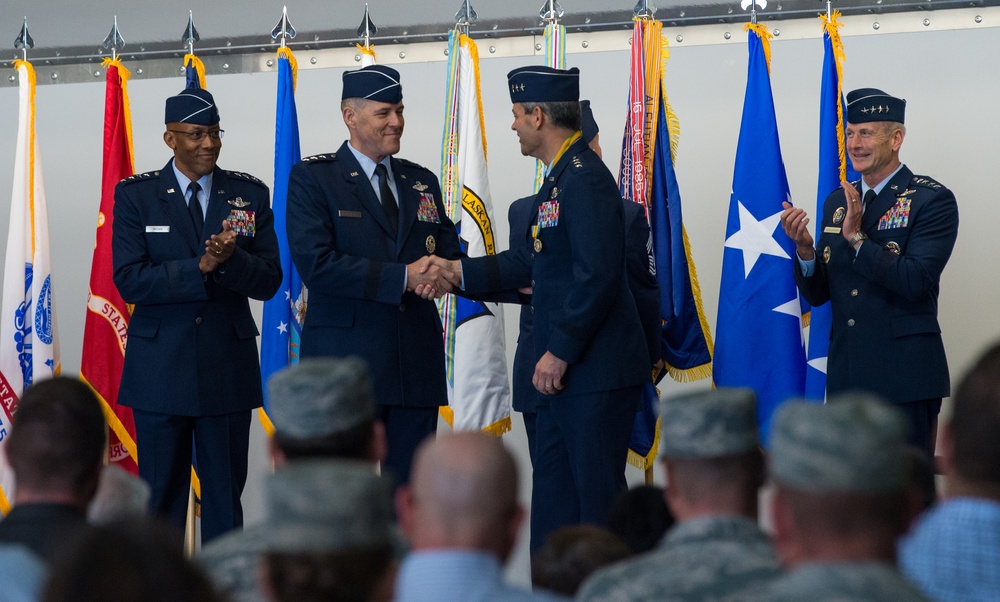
<box><xmin>533</xmin><ymin>22</ymin><xmax>566</xmax><ymax>193</ymax></box>
<box><xmin>81</xmin><ymin>57</ymin><xmax>138</xmax><ymax>475</ymax></box>
<box><xmin>437</xmin><ymin>30</ymin><xmax>511</xmax><ymax>435</ymax></box>
<box><xmin>715</xmin><ymin>24</ymin><xmax>806</xmax><ymax>444</ymax></box>
<box><xmin>805</xmin><ymin>12</ymin><xmax>859</xmax><ymax>402</ymax></box>
<box><xmin>618</xmin><ymin>19</ymin><xmax>714</xmax><ymax>469</ymax></box>
<box><xmin>0</xmin><ymin>60</ymin><xmax>62</xmax><ymax>513</ymax></box>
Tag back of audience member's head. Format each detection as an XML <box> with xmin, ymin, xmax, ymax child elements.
<box><xmin>531</xmin><ymin>524</ymin><xmax>631</xmax><ymax>596</ymax></box>
<box><xmin>5</xmin><ymin>376</ymin><xmax>106</xmax><ymax>507</ymax></box>
<box><xmin>87</xmin><ymin>464</ymin><xmax>151</xmax><ymax>525</ymax></box>
<box><xmin>267</xmin><ymin>357</ymin><xmax>385</xmax><ymax>464</ymax></box>
<box><xmin>262</xmin><ymin>460</ymin><xmax>395</xmax><ymax>602</ymax></box>
<box><xmin>946</xmin><ymin>341</ymin><xmax>1000</xmax><ymax>491</ymax></box>
<box><xmin>659</xmin><ymin>388</ymin><xmax>763</xmax><ymax>518</ymax></box>
<box><xmin>399</xmin><ymin>433</ymin><xmax>521</xmax><ymax>561</ymax></box>
<box><xmin>605</xmin><ymin>485</ymin><xmax>675</xmax><ymax>553</ymax></box>
<box><xmin>42</xmin><ymin>518</ymin><xmax>223</xmax><ymax>602</ymax></box>
<box><xmin>769</xmin><ymin>393</ymin><xmax>910</xmax><ymax>564</ymax></box>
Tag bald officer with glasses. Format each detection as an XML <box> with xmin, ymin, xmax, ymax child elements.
<box><xmin>112</xmin><ymin>88</ymin><xmax>281</xmax><ymax>544</ymax></box>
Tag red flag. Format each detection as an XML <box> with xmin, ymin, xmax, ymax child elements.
<box><xmin>81</xmin><ymin>58</ymin><xmax>137</xmax><ymax>473</ymax></box>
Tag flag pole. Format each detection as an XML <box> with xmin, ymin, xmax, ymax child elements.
<box><xmin>102</xmin><ymin>16</ymin><xmax>125</xmax><ymax>62</ymax></box>
<box><xmin>271</xmin><ymin>6</ymin><xmax>297</xmax><ymax>49</ymax></box>
<box><xmin>15</xmin><ymin>17</ymin><xmax>33</xmax><ymax>62</ymax></box>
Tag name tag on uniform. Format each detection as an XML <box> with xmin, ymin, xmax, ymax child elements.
<box><xmin>146</xmin><ymin>225</ymin><xmax>170</xmax><ymax>233</ymax></box>
<box><xmin>227</xmin><ymin>209</ymin><xmax>256</xmax><ymax>237</ymax></box>
<box><xmin>338</xmin><ymin>210</ymin><xmax>362</xmax><ymax>219</ymax></box>
<box><xmin>417</xmin><ymin>193</ymin><xmax>441</xmax><ymax>223</ymax></box>
<box><xmin>823</xmin><ymin>226</ymin><xmax>841</xmax><ymax>234</ymax></box>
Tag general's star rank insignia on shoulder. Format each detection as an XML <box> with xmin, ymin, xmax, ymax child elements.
<box><xmin>417</xmin><ymin>193</ymin><xmax>441</xmax><ymax>223</ymax></box>
<box><xmin>227</xmin><ymin>209</ymin><xmax>256</xmax><ymax>237</ymax></box>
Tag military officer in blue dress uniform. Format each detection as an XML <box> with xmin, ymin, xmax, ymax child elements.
<box><xmin>285</xmin><ymin>65</ymin><xmax>463</xmax><ymax>486</ymax></box>
<box><xmin>434</xmin><ymin>66</ymin><xmax>650</xmax><ymax>553</ymax></box>
<box><xmin>780</xmin><ymin>88</ymin><xmax>959</xmax><ymax>458</ymax></box>
<box><xmin>112</xmin><ymin>88</ymin><xmax>282</xmax><ymax>543</ymax></box>
<box><xmin>508</xmin><ymin>100</ymin><xmax>660</xmax><ymax>466</ymax></box>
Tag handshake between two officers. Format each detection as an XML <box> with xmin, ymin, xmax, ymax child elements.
<box><xmin>404</xmin><ymin>255</ymin><xmax>463</xmax><ymax>300</ymax></box>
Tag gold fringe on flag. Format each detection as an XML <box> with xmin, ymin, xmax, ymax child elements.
<box><xmin>183</xmin><ymin>53</ymin><xmax>207</xmax><ymax>88</ymax></box>
<box><xmin>820</xmin><ymin>11</ymin><xmax>850</xmax><ymax>182</ymax></box>
<box><xmin>744</xmin><ymin>23</ymin><xmax>774</xmax><ymax>74</ymax></box>
<box><xmin>101</xmin><ymin>57</ymin><xmax>137</xmax><ymax>177</ymax></box>
<box><xmin>276</xmin><ymin>46</ymin><xmax>299</xmax><ymax>92</ymax></box>
<box><xmin>355</xmin><ymin>44</ymin><xmax>378</xmax><ymax>64</ymax></box>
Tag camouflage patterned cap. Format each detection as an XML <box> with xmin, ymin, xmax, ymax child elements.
<box><xmin>264</xmin><ymin>460</ymin><xmax>392</xmax><ymax>552</ymax></box>
<box><xmin>770</xmin><ymin>393</ymin><xmax>908</xmax><ymax>493</ymax></box>
<box><xmin>266</xmin><ymin>357</ymin><xmax>376</xmax><ymax>439</ymax></box>
<box><xmin>660</xmin><ymin>388</ymin><xmax>759</xmax><ymax>458</ymax></box>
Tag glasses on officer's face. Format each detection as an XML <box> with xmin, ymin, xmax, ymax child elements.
<box><xmin>168</xmin><ymin>129</ymin><xmax>225</xmax><ymax>142</ymax></box>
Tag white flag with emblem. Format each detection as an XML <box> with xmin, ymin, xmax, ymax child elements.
<box><xmin>438</xmin><ymin>31</ymin><xmax>511</xmax><ymax>434</ymax></box>
<box><xmin>0</xmin><ymin>60</ymin><xmax>61</xmax><ymax>513</ymax></box>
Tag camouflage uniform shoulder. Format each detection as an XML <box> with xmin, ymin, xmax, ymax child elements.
<box><xmin>301</xmin><ymin>152</ymin><xmax>340</xmax><ymax>163</ymax></box>
<box><xmin>224</xmin><ymin>170</ymin><xmax>268</xmax><ymax>190</ymax></box>
<box><xmin>118</xmin><ymin>170</ymin><xmax>159</xmax><ymax>187</ymax></box>
<box><xmin>908</xmin><ymin>174</ymin><xmax>947</xmax><ymax>191</ymax></box>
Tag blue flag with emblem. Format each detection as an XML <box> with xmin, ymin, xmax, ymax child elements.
<box><xmin>806</xmin><ymin>14</ymin><xmax>860</xmax><ymax>402</ymax></box>
<box><xmin>714</xmin><ymin>24</ymin><xmax>806</xmax><ymax>444</ymax></box>
<box><xmin>259</xmin><ymin>47</ymin><xmax>304</xmax><ymax>434</ymax></box>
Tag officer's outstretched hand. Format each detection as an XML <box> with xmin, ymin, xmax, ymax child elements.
<box><xmin>407</xmin><ymin>256</ymin><xmax>460</xmax><ymax>299</ymax></box>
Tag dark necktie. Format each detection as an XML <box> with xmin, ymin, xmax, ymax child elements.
<box><xmin>374</xmin><ymin>164</ymin><xmax>399</xmax><ymax>235</ymax></box>
<box><xmin>188</xmin><ymin>181</ymin><xmax>204</xmax><ymax>235</ymax></box>
<box><xmin>863</xmin><ymin>189</ymin><xmax>877</xmax><ymax>210</ymax></box>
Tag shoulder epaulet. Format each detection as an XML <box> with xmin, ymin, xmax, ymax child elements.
<box><xmin>119</xmin><ymin>171</ymin><xmax>157</xmax><ymax>185</ymax></box>
<box><xmin>909</xmin><ymin>175</ymin><xmax>944</xmax><ymax>191</ymax></box>
<box><xmin>395</xmin><ymin>157</ymin><xmax>434</xmax><ymax>175</ymax></box>
<box><xmin>225</xmin><ymin>170</ymin><xmax>266</xmax><ymax>187</ymax></box>
<box><xmin>302</xmin><ymin>153</ymin><xmax>338</xmax><ymax>163</ymax></box>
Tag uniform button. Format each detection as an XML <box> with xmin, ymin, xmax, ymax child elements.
<box><xmin>531</xmin><ymin>280</ymin><xmax>536</xmax><ymax>287</ymax></box>
<box><xmin>847</xmin><ymin>319</ymin><xmax>855</xmax><ymax>327</ymax></box>
<box><xmin>195</xmin><ymin>317</ymin><xmax>203</xmax><ymax>325</ymax></box>
<box><xmin>399</xmin><ymin>304</ymin><xmax>406</xmax><ymax>312</ymax></box>
<box><xmin>530</xmin><ymin>306</ymin><xmax>534</xmax><ymax>314</ymax></box>
<box><xmin>851</xmin><ymin>289</ymin><xmax>858</xmax><ymax>297</ymax></box>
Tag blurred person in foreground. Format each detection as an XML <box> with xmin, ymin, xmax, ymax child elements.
<box><xmin>200</xmin><ymin>356</ymin><xmax>387</xmax><ymax>602</ymax></box>
<box><xmin>530</xmin><ymin>525</ymin><xmax>631</xmax><ymax>596</ymax></box>
<box><xmin>763</xmin><ymin>394</ymin><xmax>931</xmax><ymax>601</ymax></box>
<box><xmin>899</xmin><ymin>341</ymin><xmax>1000</xmax><ymax>601</ymax></box>
<box><xmin>578</xmin><ymin>388</ymin><xmax>778</xmax><ymax>601</ymax></box>
<box><xmin>394</xmin><ymin>433</ymin><xmax>566</xmax><ymax>602</ymax></box>
<box><xmin>0</xmin><ymin>376</ymin><xmax>105</xmax><ymax>564</ymax></box>
<box><xmin>260</xmin><ymin>460</ymin><xmax>395</xmax><ymax>602</ymax></box>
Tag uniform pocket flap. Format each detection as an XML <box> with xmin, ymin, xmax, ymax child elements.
<box><xmin>892</xmin><ymin>314</ymin><xmax>941</xmax><ymax>338</ymax></box>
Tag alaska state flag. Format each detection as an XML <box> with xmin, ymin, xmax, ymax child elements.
<box><xmin>714</xmin><ymin>25</ymin><xmax>806</xmax><ymax>444</ymax></box>
<box><xmin>806</xmin><ymin>14</ymin><xmax>859</xmax><ymax>402</ymax></box>
<box><xmin>259</xmin><ymin>47</ymin><xmax>304</xmax><ymax>433</ymax></box>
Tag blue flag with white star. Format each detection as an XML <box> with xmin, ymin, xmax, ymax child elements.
<box><xmin>259</xmin><ymin>48</ymin><xmax>304</xmax><ymax>428</ymax></box>
<box><xmin>806</xmin><ymin>18</ymin><xmax>859</xmax><ymax>403</ymax></box>
<box><xmin>714</xmin><ymin>25</ymin><xmax>806</xmax><ymax>444</ymax></box>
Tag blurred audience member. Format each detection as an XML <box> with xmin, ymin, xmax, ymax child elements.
<box><xmin>578</xmin><ymin>388</ymin><xmax>778</xmax><ymax>601</ymax></box>
<box><xmin>260</xmin><ymin>460</ymin><xmax>395</xmax><ymax>602</ymax></box>
<box><xmin>899</xmin><ymin>342</ymin><xmax>1000</xmax><ymax>601</ymax></box>
<box><xmin>87</xmin><ymin>464</ymin><xmax>151</xmax><ymax>525</ymax></box>
<box><xmin>42</xmin><ymin>518</ymin><xmax>223</xmax><ymax>602</ymax></box>
<box><xmin>531</xmin><ymin>525</ymin><xmax>630</xmax><ymax>596</ymax></box>
<box><xmin>200</xmin><ymin>357</ymin><xmax>386</xmax><ymax>602</ymax></box>
<box><xmin>605</xmin><ymin>485</ymin><xmax>675</xmax><ymax>554</ymax></box>
<box><xmin>0</xmin><ymin>544</ymin><xmax>47</xmax><ymax>602</ymax></box>
<box><xmin>395</xmin><ymin>433</ymin><xmax>565</xmax><ymax>602</ymax></box>
<box><xmin>0</xmin><ymin>376</ymin><xmax>105</xmax><ymax>563</ymax></box>
<box><xmin>903</xmin><ymin>445</ymin><xmax>938</xmax><ymax>527</ymax></box>
<box><xmin>765</xmin><ymin>394</ymin><xmax>931</xmax><ymax>601</ymax></box>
